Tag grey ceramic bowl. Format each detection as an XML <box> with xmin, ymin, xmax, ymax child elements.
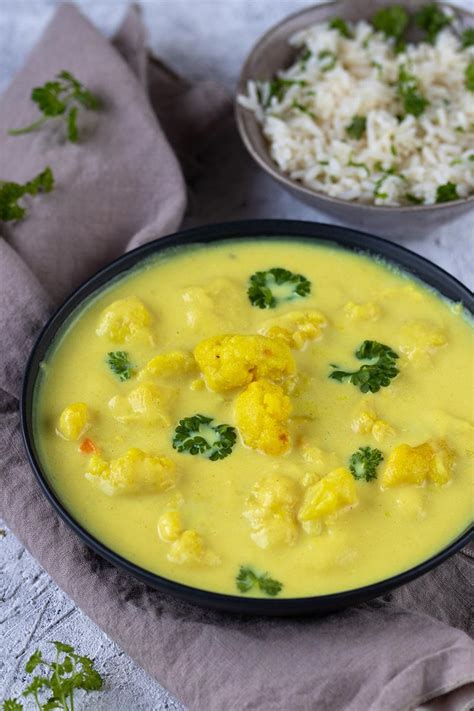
<box><xmin>235</xmin><ymin>0</ymin><xmax>474</xmax><ymax>232</ymax></box>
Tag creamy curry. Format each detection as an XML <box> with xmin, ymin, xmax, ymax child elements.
<box><xmin>35</xmin><ymin>239</ymin><xmax>474</xmax><ymax>598</ymax></box>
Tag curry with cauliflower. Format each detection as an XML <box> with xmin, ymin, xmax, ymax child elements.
<box><xmin>34</xmin><ymin>240</ymin><xmax>473</xmax><ymax>597</ymax></box>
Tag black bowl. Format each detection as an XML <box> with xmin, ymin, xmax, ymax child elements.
<box><xmin>21</xmin><ymin>220</ymin><xmax>473</xmax><ymax>615</ymax></box>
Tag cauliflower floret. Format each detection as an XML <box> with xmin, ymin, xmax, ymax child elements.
<box><xmin>351</xmin><ymin>404</ymin><xmax>395</xmax><ymax>442</ymax></box>
<box><xmin>260</xmin><ymin>310</ymin><xmax>327</xmax><ymax>349</ymax></box>
<box><xmin>398</xmin><ymin>320</ymin><xmax>447</xmax><ymax>363</ymax></box>
<box><xmin>343</xmin><ymin>301</ymin><xmax>381</xmax><ymax>321</ymax></box>
<box><xmin>243</xmin><ymin>475</ymin><xmax>301</xmax><ymax>549</ymax></box>
<box><xmin>298</xmin><ymin>467</ymin><xmax>358</xmax><ymax>528</ymax></box>
<box><xmin>167</xmin><ymin>530</ymin><xmax>220</xmax><ymax>566</ymax></box>
<box><xmin>138</xmin><ymin>351</ymin><xmax>196</xmax><ymax>380</ymax></box>
<box><xmin>157</xmin><ymin>510</ymin><xmax>183</xmax><ymax>542</ymax></box>
<box><xmin>299</xmin><ymin>442</ymin><xmax>339</xmax><ymax>474</ymax></box>
<box><xmin>235</xmin><ymin>379</ymin><xmax>292</xmax><ymax>456</ymax></box>
<box><xmin>381</xmin><ymin>439</ymin><xmax>455</xmax><ymax>488</ymax></box>
<box><xmin>85</xmin><ymin>448</ymin><xmax>176</xmax><ymax>496</ymax></box>
<box><xmin>57</xmin><ymin>402</ymin><xmax>91</xmax><ymax>441</ymax></box>
<box><xmin>194</xmin><ymin>334</ymin><xmax>295</xmax><ymax>392</ymax></box>
<box><xmin>182</xmin><ymin>278</ymin><xmax>249</xmax><ymax>333</ymax></box>
<box><xmin>96</xmin><ymin>296</ymin><xmax>153</xmax><ymax>343</ymax></box>
<box><xmin>108</xmin><ymin>382</ymin><xmax>171</xmax><ymax>426</ymax></box>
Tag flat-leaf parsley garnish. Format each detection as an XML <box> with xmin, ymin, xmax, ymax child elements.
<box><xmin>107</xmin><ymin>351</ymin><xmax>134</xmax><ymax>381</ymax></box>
<box><xmin>329</xmin><ymin>340</ymin><xmax>399</xmax><ymax>393</ymax></box>
<box><xmin>9</xmin><ymin>70</ymin><xmax>100</xmax><ymax>142</ymax></box>
<box><xmin>329</xmin><ymin>17</ymin><xmax>353</xmax><ymax>39</ymax></box>
<box><xmin>236</xmin><ymin>565</ymin><xmax>283</xmax><ymax>596</ymax></box>
<box><xmin>346</xmin><ymin>115</ymin><xmax>367</xmax><ymax>140</ymax></box>
<box><xmin>415</xmin><ymin>4</ymin><xmax>451</xmax><ymax>44</ymax></box>
<box><xmin>173</xmin><ymin>414</ymin><xmax>237</xmax><ymax>461</ymax></box>
<box><xmin>372</xmin><ymin>5</ymin><xmax>409</xmax><ymax>50</ymax></box>
<box><xmin>436</xmin><ymin>182</ymin><xmax>459</xmax><ymax>203</ymax></box>
<box><xmin>349</xmin><ymin>446</ymin><xmax>384</xmax><ymax>481</ymax></box>
<box><xmin>397</xmin><ymin>66</ymin><xmax>429</xmax><ymax>117</ymax></box>
<box><xmin>247</xmin><ymin>267</ymin><xmax>311</xmax><ymax>309</ymax></box>
<box><xmin>2</xmin><ymin>640</ymin><xmax>103</xmax><ymax>711</ymax></box>
<box><xmin>0</xmin><ymin>166</ymin><xmax>54</xmax><ymax>222</ymax></box>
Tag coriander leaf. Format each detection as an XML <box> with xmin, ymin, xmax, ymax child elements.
<box><xmin>9</xmin><ymin>70</ymin><xmax>100</xmax><ymax>142</ymax></box>
<box><xmin>318</xmin><ymin>49</ymin><xmax>337</xmax><ymax>72</ymax></box>
<box><xmin>329</xmin><ymin>17</ymin><xmax>353</xmax><ymax>38</ymax></box>
<box><xmin>346</xmin><ymin>115</ymin><xmax>367</xmax><ymax>140</ymax></box>
<box><xmin>415</xmin><ymin>3</ymin><xmax>451</xmax><ymax>43</ymax></box>
<box><xmin>107</xmin><ymin>351</ymin><xmax>134</xmax><ymax>381</ymax></box>
<box><xmin>2</xmin><ymin>701</ymin><xmax>23</xmax><ymax>711</ymax></box>
<box><xmin>172</xmin><ymin>414</ymin><xmax>237</xmax><ymax>461</ymax></box>
<box><xmin>22</xmin><ymin>677</ymin><xmax>51</xmax><ymax>697</ymax></box>
<box><xmin>397</xmin><ymin>66</ymin><xmax>429</xmax><ymax>117</ymax></box>
<box><xmin>236</xmin><ymin>566</ymin><xmax>283</xmax><ymax>596</ymax></box>
<box><xmin>25</xmin><ymin>650</ymin><xmax>43</xmax><ymax>673</ymax></box>
<box><xmin>329</xmin><ymin>340</ymin><xmax>399</xmax><ymax>393</ymax></box>
<box><xmin>435</xmin><ymin>182</ymin><xmax>458</xmax><ymax>203</ymax></box>
<box><xmin>0</xmin><ymin>166</ymin><xmax>54</xmax><ymax>222</ymax></box>
<box><xmin>465</xmin><ymin>60</ymin><xmax>474</xmax><ymax>92</ymax></box>
<box><xmin>372</xmin><ymin>5</ymin><xmax>409</xmax><ymax>49</ymax></box>
<box><xmin>349</xmin><ymin>446</ymin><xmax>384</xmax><ymax>481</ymax></box>
<box><xmin>461</xmin><ymin>28</ymin><xmax>474</xmax><ymax>48</ymax></box>
<box><xmin>247</xmin><ymin>267</ymin><xmax>311</xmax><ymax>309</ymax></box>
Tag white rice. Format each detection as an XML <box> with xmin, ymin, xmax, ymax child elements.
<box><xmin>238</xmin><ymin>19</ymin><xmax>474</xmax><ymax>206</ymax></box>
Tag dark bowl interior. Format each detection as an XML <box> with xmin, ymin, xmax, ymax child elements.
<box><xmin>21</xmin><ymin>220</ymin><xmax>473</xmax><ymax>615</ymax></box>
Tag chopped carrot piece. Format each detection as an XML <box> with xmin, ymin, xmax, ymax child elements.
<box><xmin>79</xmin><ymin>438</ymin><xmax>99</xmax><ymax>455</ymax></box>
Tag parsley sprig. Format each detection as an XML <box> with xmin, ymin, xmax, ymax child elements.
<box><xmin>2</xmin><ymin>641</ymin><xmax>103</xmax><ymax>711</ymax></box>
<box><xmin>0</xmin><ymin>167</ymin><xmax>54</xmax><ymax>222</ymax></box>
<box><xmin>107</xmin><ymin>351</ymin><xmax>134</xmax><ymax>381</ymax></box>
<box><xmin>172</xmin><ymin>414</ymin><xmax>236</xmax><ymax>461</ymax></box>
<box><xmin>236</xmin><ymin>566</ymin><xmax>283</xmax><ymax>596</ymax></box>
<box><xmin>415</xmin><ymin>4</ymin><xmax>451</xmax><ymax>44</ymax></box>
<box><xmin>9</xmin><ymin>71</ymin><xmax>100</xmax><ymax>143</ymax></box>
<box><xmin>330</xmin><ymin>340</ymin><xmax>399</xmax><ymax>393</ymax></box>
<box><xmin>247</xmin><ymin>267</ymin><xmax>311</xmax><ymax>309</ymax></box>
<box><xmin>349</xmin><ymin>446</ymin><xmax>384</xmax><ymax>481</ymax></box>
<box><xmin>397</xmin><ymin>66</ymin><xmax>429</xmax><ymax>117</ymax></box>
<box><xmin>372</xmin><ymin>5</ymin><xmax>409</xmax><ymax>51</ymax></box>
<box><xmin>435</xmin><ymin>182</ymin><xmax>459</xmax><ymax>203</ymax></box>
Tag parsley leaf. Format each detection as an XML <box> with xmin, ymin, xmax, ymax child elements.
<box><xmin>461</xmin><ymin>28</ymin><xmax>474</xmax><ymax>48</ymax></box>
<box><xmin>415</xmin><ymin>4</ymin><xmax>451</xmax><ymax>43</ymax></box>
<box><xmin>397</xmin><ymin>66</ymin><xmax>429</xmax><ymax>117</ymax></box>
<box><xmin>9</xmin><ymin>70</ymin><xmax>100</xmax><ymax>142</ymax></box>
<box><xmin>172</xmin><ymin>414</ymin><xmax>237</xmax><ymax>461</ymax></box>
<box><xmin>329</xmin><ymin>340</ymin><xmax>399</xmax><ymax>393</ymax></box>
<box><xmin>247</xmin><ymin>267</ymin><xmax>311</xmax><ymax>309</ymax></box>
<box><xmin>346</xmin><ymin>115</ymin><xmax>367</xmax><ymax>140</ymax></box>
<box><xmin>406</xmin><ymin>192</ymin><xmax>424</xmax><ymax>204</ymax></box>
<box><xmin>291</xmin><ymin>100</ymin><xmax>317</xmax><ymax>121</ymax></box>
<box><xmin>107</xmin><ymin>351</ymin><xmax>134</xmax><ymax>381</ymax></box>
<box><xmin>329</xmin><ymin>17</ymin><xmax>353</xmax><ymax>38</ymax></box>
<box><xmin>465</xmin><ymin>60</ymin><xmax>474</xmax><ymax>92</ymax></box>
<box><xmin>3</xmin><ymin>640</ymin><xmax>103</xmax><ymax>711</ymax></box>
<box><xmin>0</xmin><ymin>166</ymin><xmax>54</xmax><ymax>222</ymax></box>
<box><xmin>349</xmin><ymin>446</ymin><xmax>384</xmax><ymax>481</ymax></box>
<box><xmin>236</xmin><ymin>566</ymin><xmax>283</xmax><ymax>596</ymax></box>
<box><xmin>265</xmin><ymin>77</ymin><xmax>306</xmax><ymax>105</ymax></box>
<box><xmin>372</xmin><ymin>5</ymin><xmax>409</xmax><ymax>50</ymax></box>
<box><xmin>435</xmin><ymin>182</ymin><xmax>459</xmax><ymax>203</ymax></box>
<box><xmin>318</xmin><ymin>49</ymin><xmax>337</xmax><ymax>72</ymax></box>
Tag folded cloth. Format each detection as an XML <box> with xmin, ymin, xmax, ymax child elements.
<box><xmin>0</xmin><ymin>5</ymin><xmax>472</xmax><ymax>711</ymax></box>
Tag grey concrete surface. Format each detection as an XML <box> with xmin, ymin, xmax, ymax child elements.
<box><xmin>1</xmin><ymin>1</ymin><xmax>472</xmax><ymax>709</ymax></box>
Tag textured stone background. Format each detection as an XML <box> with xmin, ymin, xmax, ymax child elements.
<box><xmin>1</xmin><ymin>1</ymin><xmax>472</xmax><ymax>709</ymax></box>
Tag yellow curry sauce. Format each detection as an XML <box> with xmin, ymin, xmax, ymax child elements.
<box><xmin>35</xmin><ymin>240</ymin><xmax>474</xmax><ymax>597</ymax></box>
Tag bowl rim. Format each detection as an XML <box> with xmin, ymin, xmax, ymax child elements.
<box><xmin>235</xmin><ymin>0</ymin><xmax>474</xmax><ymax>213</ymax></box>
<box><xmin>21</xmin><ymin>219</ymin><xmax>474</xmax><ymax>615</ymax></box>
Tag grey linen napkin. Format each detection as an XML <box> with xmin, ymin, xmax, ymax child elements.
<box><xmin>0</xmin><ymin>5</ymin><xmax>473</xmax><ymax>710</ymax></box>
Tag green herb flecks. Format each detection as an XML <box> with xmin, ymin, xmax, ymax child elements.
<box><xmin>236</xmin><ymin>566</ymin><xmax>283</xmax><ymax>596</ymax></box>
<box><xmin>329</xmin><ymin>17</ymin><xmax>353</xmax><ymax>38</ymax></box>
<box><xmin>346</xmin><ymin>115</ymin><xmax>367</xmax><ymax>140</ymax></box>
<box><xmin>349</xmin><ymin>446</ymin><xmax>384</xmax><ymax>481</ymax></box>
<box><xmin>265</xmin><ymin>77</ymin><xmax>307</xmax><ymax>105</ymax></box>
<box><xmin>435</xmin><ymin>182</ymin><xmax>459</xmax><ymax>203</ymax></box>
<box><xmin>461</xmin><ymin>28</ymin><xmax>474</xmax><ymax>49</ymax></box>
<box><xmin>329</xmin><ymin>340</ymin><xmax>399</xmax><ymax>393</ymax></box>
<box><xmin>291</xmin><ymin>100</ymin><xmax>317</xmax><ymax>121</ymax></box>
<box><xmin>107</xmin><ymin>351</ymin><xmax>134</xmax><ymax>381</ymax></box>
<box><xmin>2</xmin><ymin>640</ymin><xmax>103</xmax><ymax>711</ymax></box>
<box><xmin>397</xmin><ymin>66</ymin><xmax>429</xmax><ymax>117</ymax></box>
<box><xmin>372</xmin><ymin>5</ymin><xmax>409</xmax><ymax>51</ymax></box>
<box><xmin>348</xmin><ymin>157</ymin><xmax>370</xmax><ymax>175</ymax></box>
<box><xmin>247</xmin><ymin>267</ymin><xmax>311</xmax><ymax>309</ymax></box>
<box><xmin>318</xmin><ymin>50</ymin><xmax>337</xmax><ymax>72</ymax></box>
<box><xmin>415</xmin><ymin>4</ymin><xmax>451</xmax><ymax>43</ymax></box>
<box><xmin>0</xmin><ymin>166</ymin><xmax>54</xmax><ymax>222</ymax></box>
<box><xmin>172</xmin><ymin>414</ymin><xmax>237</xmax><ymax>461</ymax></box>
<box><xmin>406</xmin><ymin>192</ymin><xmax>424</xmax><ymax>204</ymax></box>
<box><xmin>9</xmin><ymin>70</ymin><xmax>100</xmax><ymax>142</ymax></box>
<box><xmin>465</xmin><ymin>60</ymin><xmax>474</xmax><ymax>92</ymax></box>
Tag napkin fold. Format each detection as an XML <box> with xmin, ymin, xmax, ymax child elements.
<box><xmin>0</xmin><ymin>5</ymin><xmax>472</xmax><ymax>711</ymax></box>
